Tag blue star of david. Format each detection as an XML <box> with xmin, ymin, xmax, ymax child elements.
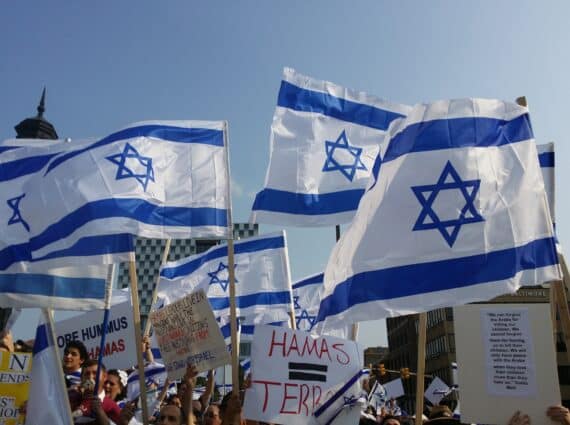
<box><xmin>322</xmin><ymin>130</ymin><xmax>367</xmax><ymax>181</ymax></box>
<box><xmin>411</xmin><ymin>161</ymin><xmax>484</xmax><ymax>247</ymax></box>
<box><xmin>208</xmin><ymin>262</ymin><xmax>238</xmax><ymax>292</ymax></box>
<box><xmin>343</xmin><ymin>394</ymin><xmax>357</xmax><ymax>407</ymax></box>
<box><xmin>7</xmin><ymin>194</ymin><xmax>30</xmax><ymax>232</ymax></box>
<box><xmin>295</xmin><ymin>309</ymin><xmax>317</xmax><ymax>331</ymax></box>
<box><xmin>293</xmin><ymin>295</ymin><xmax>301</xmax><ymax>310</ymax></box>
<box><xmin>106</xmin><ymin>142</ymin><xmax>155</xmax><ymax>191</ymax></box>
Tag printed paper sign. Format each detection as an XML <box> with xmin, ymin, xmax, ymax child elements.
<box><xmin>481</xmin><ymin>308</ymin><xmax>536</xmax><ymax>397</ymax></box>
<box><xmin>243</xmin><ymin>325</ymin><xmax>363</xmax><ymax>425</ymax></box>
<box><xmin>424</xmin><ymin>376</ymin><xmax>450</xmax><ymax>405</ymax></box>
<box><xmin>0</xmin><ymin>352</ymin><xmax>32</xmax><ymax>425</ymax></box>
<box><xmin>55</xmin><ymin>301</ymin><xmax>136</xmax><ymax>370</ymax></box>
<box><xmin>454</xmin><ymin>304</ymin><xmax>560</xmax><ymax>425</ymax></box>
<box><xmin>383</xmin><ymin>378</ymin><xmax>405</xmax><ymax>400</ymax></box>
<box><xmin>149</xmin><ymin>289</ymin><xmax>230</xmax><ymax>380</ymax></box>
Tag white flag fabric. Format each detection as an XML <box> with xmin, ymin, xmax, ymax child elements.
<box><xmin>155</xmin><ymin>231</ymin><xmax>293</xmax><ymax>322</ymax></box>
<box><xmin>318</xmin><ymin>99</ymin><xmax>560</xmax><ymax>330</ymax></box>
<box><xmin>0</xmin><ymin>140</ymin><xmax>126</xmax><ymax>310</ymax></box>
<box><xmin>251</xmin><ymin>68</ymin><xmax>411</xmax><ymax>226</ymax></box>
<box><xmin>26</xmin><ymin>311</ymin><xmax>73</xmax><ymax>425</ymax></box>
<box><xmin>126</xmin><ymin>361</ymin><xmax>168</xmax><ymax>401</ymax></box>
<box><xmin>22</xmin><ymin>121</ymin><xmax>230</xmax><ymax>261</ymax></box>
<box><xmin>425</xmin><ymin>376</ymin><xmax>451</xmax><ymax>405</ymax></box>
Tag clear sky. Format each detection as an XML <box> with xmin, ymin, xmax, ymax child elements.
<box><xmin>2</xmin><ymin>1</ymin><xmax>570</xmax><ymax>347</ymax></box>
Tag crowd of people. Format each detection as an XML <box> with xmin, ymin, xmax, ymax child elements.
<box><xmin>2</xmin><ymin>328</ymin><xmax>570</xmax><ymax>425</ymax></box>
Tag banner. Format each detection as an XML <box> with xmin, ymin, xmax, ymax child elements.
<box><xmin>243</xmin><ymin>325</ymin><xmax>363</xmax><ymax>425</ymax></box>
<box><xmin>0</xmin><ymin>351</ymin><xmax>32</xmax><ymax>425</ymax></box>
<box><xmin>55</xmin><ymin>301</ymin><xmax>136</xmax><ymax>370</ymax></box>
<box><xmin>149</xmin><ymin>289</ymin><xmax>230</xmax><ymax>380</ymax></box>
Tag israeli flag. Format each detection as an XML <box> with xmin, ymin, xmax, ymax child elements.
<box><xmin>318</xmin><ymin>99</ymin><xmax>560</xmax><ymax>330</ymax></box>
<box><xmin>0</xmin><ymin>141</ymin><xmax>128</xmax><ymax>310</ymax></box>
<box><xmin>155</xmin><ymin>231</ymin><xmax>293</xmax><ymax>322</ymax></box>
<box><xmin>538</xmin><ymin>143</ymin><xmax>555</xmax><ymax>222</ymax></box>
<box><xmin>251</xmin><ymin>68</ymin><xmax>411</xmax><ymax>226</ymax></box>
<box><xmin>292</xmin><ymin>273</ymin><xmax>323</xmax><ymax>332</ymax></box>
<box><xmin>26</xmin><ymin>311</ymin><xmax>73</xmax><ymax>425</ymax></box>
<box><xmin>239</xmin><ymin>320</ymin><xmax>290</xmax><ymax>342</ymax></box>
<box><xmin>22</xmin><ymin>121</ymin><xmax>230</xmax><ymax>261</ymax></box>
<box><xmin>126</xmin><ymin>361</ymin><xmax>168</xmax><ymax>401</ymax></box>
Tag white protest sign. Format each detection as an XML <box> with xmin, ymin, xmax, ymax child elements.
<box><xmin>424</xmin><ymin>376</ymin><xmax>450</xmax><ymax>405</ymax></box>
<box><xmin>383</xmin><ymin>378</ymin><xmax>405</xmax><ymax>400</ymax></box>
<box><xmin>55</xmin><ymin>301</ymin><xmax>135</xmax><ymax>370</ymax></box>
<box><xmin>243</xmin><ymin>325</ymin><xmax>363</xmax><ymax>425</ymax></box>
<box><xmin>149</xmin><ymin>289</ymin><xmax>230</xmax><ymax>380</ymax></box>
<box><xmin>454</xmin><ymin>304</ymin><xmax>560</xmax><ymax>425</ymax></box>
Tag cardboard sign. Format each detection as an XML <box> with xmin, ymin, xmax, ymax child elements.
<box><xmin>55</xmin><ymin>301</ymin><xmax>136</xmax><ymax>370</ymax></box>
<box><xmin>149</xmin><ymin>289</ymin><xmax>230</xmax><ymax>380</ymax></box>
<box><xmin>454</xmin><ymin>304</ymin><xmax>560</xmax><ymax>425</ymax></box>
<box><xmin>0</xmin><ymin>352</ymin><xmax>32</xmax><ymax>425</ymax></box>
<box><xmin>243</xmin><ymin>325</ymin><xmax>363</xmax><ymax>425</ymax></box>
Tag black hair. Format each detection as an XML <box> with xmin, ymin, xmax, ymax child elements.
<box><xmin>64</xmin><ymin>340</ymin><xmax>89</xmax><ymax>361</ymax></box>
<box><xmin>106</xmin><ymin>369</ymin><xmax>127</xmax><ymax>401</ymax></box>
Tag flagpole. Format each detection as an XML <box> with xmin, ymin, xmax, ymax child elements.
<box><xmin>335</xmin><ymin>224</ymin><xmax>359</xmax><ymax>340</ymax></box>
<box><xmin>128</xmin><ymin>257</ymin><xmax>150</xmax><ymax>425</ymax></box>
<box><xmin>143</xmin><ymin>238</ymin><xmax>172</xmax><ymax>337</ymax></box>
<box><xmin>222</xmin><ymin>121</ymin><xmax>240</xmax><ymax>396</ymax></box>
<box><xmin>414</xmin><ymin>312</ymin><xmax>427</xmax><ymax>425</ymax></box>
<box><xmin>44</xmin><ymin>308</ymin><xmax>75</xmax><ymax>422</ymax></box>
<box><xmin>94</xmin><ymin>264</ymin><xmax>116</xmax><ymax>395</ymax></box>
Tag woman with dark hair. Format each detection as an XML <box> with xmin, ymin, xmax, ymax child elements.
<box><xmin>105</xmin><ymin>369</ymin><xmax>128</xmax><ymax>408</ymax></box>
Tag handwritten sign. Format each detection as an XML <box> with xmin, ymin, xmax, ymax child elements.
<box><xmin>454</xmin><ymin>304</ymin><xmax>560</xmax><ymax>425</ymax></box>
<box><xmin>55</xmin><ymin>301</ymin><xmax>136</xmax><ymax>370</ymax></box>
<box><xmin>0</xmin><ymin>352</ymin><xmax>32</xmax><ymax>425</ymax></box>
<box><xmin>243</xmin><ymin>325</ymin><xmax>363</xmax><ymax>425</ymax></box>
<box><xmin>149</xmin><ymin>289</ymin><xmax>230</xmax><ymax>380</ymax></box>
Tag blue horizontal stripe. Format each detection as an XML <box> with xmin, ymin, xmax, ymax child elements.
<box><xmin>317</xmin><ymin>237</ymin><xmax>558</xmax><ymax>322</ymax></box>
<box><xmin>33</xmin><ymin>323</ymin><xmax>50</xmax><ymax>355</ymax></box>
<box><xmin>209</xmin><ymin>290</ymin><xmax>292</xmax><ymax>311</ymax></box>
<box><xmin>251</xmin><ymin>188</ymin><xmax>365</xmax><ymax>216</ymax></box>
<box><xmin>34</xmin><ymin>234</ymin><xmax>134</xmax><ymax>261</ymax></box>
<box><xmin>0</xmin><ymin>146</ymin><xmax>20</xmax><ymax>154</ymax></box>
<box><xmin>293</xmin><ymin>273</ymin><xmax>324</xmax><ymax>290</ymax></box>
<box><xmin>0</xmin><ymin>243</ymin><xmax>30</xmax><ymax>271</ymax></box>
<box><xmin>0</xmin><ymin>152</ymin><xmax>59</xmax><ymax>181</ymax></box>
<box><xmin>539</xmin><ymin>152</ymin><xmax>554</xmax><ymax>167</ymax></box>
<box><xmin>278</xmin><ymin>81</ymin><xmax>405</xmax><ymax>131</ymax></box>
<box><xmin>46</xmin><ymin>124</ymin><xmax>224</xmax><ymax>175</ymax></box>
<box><xmin>160</xmin><ymin>235</ymin><xmax>285</xmax><ymax>279</ymax></box>
<box><xmin>383</xmin><ymin>114</ymin><xmax>533</xmax><ymax>163</ymax></box>
<box><xmin>30</xmin><ymin>198</ymin><xmax>228</xmax><ymax>252</ymax></box>
<box><xmin>0</xmin><ymin>273</ymin><xmax>106</xmax><ymax>300</ymax></box>
<box><xmin>241</xmin><ymin>321</ymin><xmax>285</xmax><ymax>335</ymax></box>
<box><xmin>220</xmin><ymin>322</ymin><xmax>232</xmax><ymax>339</ymax></box>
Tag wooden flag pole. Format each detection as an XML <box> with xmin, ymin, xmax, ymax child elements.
<box><xmin>128</xmin><ymin>258</ymin><xmax>150</xmax><ymax>425</ymax></box>
<box><xmin>94</xmin><ymin>265</ymin><xmax>116</xmax><ymax>395</ymax></box>
<box><xmin>45</xmin><ymin>308</ymin><xmax>75</xmax><ymax>423</ymax></box>
<box><xmin>227</xmin><ymin>237</ymin><xmax>240</xmax><ymax>396</ymax></box>
<box><xmin>335</xmin><ymin>224</ymin><xmax>359</xmax><ymax>341</ymax></box>
<box><xmin>143</xmin><ymin>238</ymin><xmax>172</xmax><ymax>337</ymax></box>
<box><xmin>415</xmin><ymin>312</ymin><xmax>427</xmax><ymax>425</ymax></box>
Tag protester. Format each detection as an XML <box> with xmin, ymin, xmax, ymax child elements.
<box><xmin>380</xmin><ymin>415</ymin><xmax>401</xmax><ymax>425</ymax></box>
<box><xmin>73</xmin><ymin>359</ymin><xmax>122</xmax><ymax>424</ymax></box>
<box><xmin>63</xmin><ymin>340</ymin><xmax>89</xmax><ymax>387</ymax></box>
<box><xmin>105</xmin><ymin>369</ymin><xmax>128</xmax><ymax>407</ymax></box>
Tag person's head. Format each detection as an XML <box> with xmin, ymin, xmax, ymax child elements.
<box><xmin>203</xmin><ymin>404</ymin><xmax>222</xmax><ymax>425</ymax></box>
<box><xmin>63</xmin><ymin>340</ymin><xmax>88</xmax><ymax>372</ymax></box>
<box><xmin>158</xmin><ymin>404</ymin><xmax>183</xmax><ymax>425</ymax></box>
<box><xmin>380</xmin><ymin>415</ymin><xmax>401</xmax><ymax>425</ymax></box>
<box><xmin>105</xmin><ymin>369</ymin><xmax>127</xmax><ymax>401</ymax></box>
<box><xmin>81</xmin><ymin>359</ymin><xmax>106</xmax><ymax>393</ymax></box>
<box><xmin>428</xmin><ymin>405</ymin><xmax>453</xmax><ymax>419</ymax></box>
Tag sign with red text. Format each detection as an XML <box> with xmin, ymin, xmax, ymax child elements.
<box><xmin>149</xmin><ymin>289</ymin><xmax>230</xmax><ymax>380</ymax></box>
<box><xmin>243</xmin><ymin>325</ymin><xmax>363</xmax><ymax>425</ymax></box>
<box><xmin>55</xmin><ymin>301</ymin><xmax>136</xmax><ymax>370</ymax></box>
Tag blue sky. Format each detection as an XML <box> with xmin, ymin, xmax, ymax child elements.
<box><xmin>3</xmin><ymin>1</ymin><xmax>570</xmax><ymax>346</ymax></box>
